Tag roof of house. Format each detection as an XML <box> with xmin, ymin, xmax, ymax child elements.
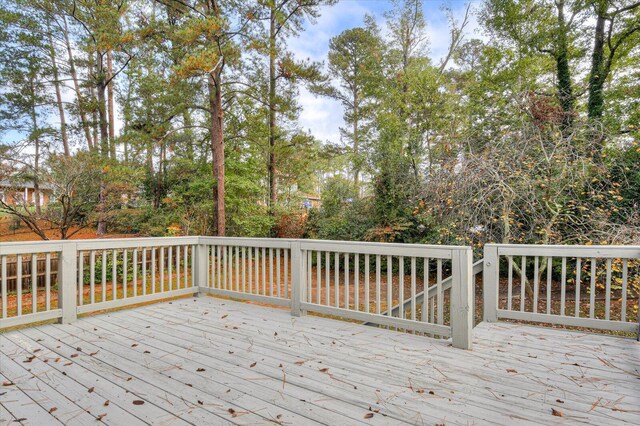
<box><xmin>0</xmin><ymin>180</ymin><xmax>54</xmax><ymax>190</ymax></box>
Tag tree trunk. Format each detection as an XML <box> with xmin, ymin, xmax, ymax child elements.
<box><xmin>588</xmin><ymin>7</ymin><xmax>607</xmax><ymax>121</ymax></box>
<box><xmin>268</xmin><ymin>6</ymin><xmax>277</xmax><ymax>216</ymax></box>
<box><xmin>208</xmin><ymin>73</ymin><xmax>225</xmax><ymax>236</ymax></box>
<box><xmin>47</xmin><ymin>23</ymin><xmax>70</xmax><ymax>157</ymax></box>
<box><xmin>205</xmin><ymin>0</ymin><xmax>225</xmax><ymax>236</ymax></box>
<box><xmin>554</xmin><ymin>0</ymin><xmax>574</xmax><ymax>130</ymax></box>
<box><xmin>63</xmin><ymin>15</ymin><xmax>94</xmax><ymax>151</ymax></box>
<box><xmin>353</xmin><ymin>96</ymin><xmax>360</xmax><ymax>194</ymax></box>
<box><xmin>96</xmin><ymin>52</ymin><xmax>109</xmax><ymax>158</ymax></box>
<box><xmin>95</xmin><ymin>52</ymin><xmax>109</xmax><ymax>236</ymax></box>
<box><xmin>88</xmin><ymin>57</ymin><xmax>99</xmax><ymax>150</ymax></box>
<box><xmin>107</xmin><ymin>49</ymin><xmax>116</xmax><ymax>159</ymax></box>
<box><xmin>30</xmin><ymin>82</ymin><xmax>41</xmax><ymax>216</ymax></box>
<box><xmin>183</xmin><ymin>111</ymin><xmax>195</xmax><ymax>160</ymax></box>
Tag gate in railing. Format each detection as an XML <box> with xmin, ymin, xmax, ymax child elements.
<box><xmin>483</xmin><ymin>244</ymin><xmax>640</xmax><ymax>338</ymax></box>
<box><xmin>0</xmin><ymin>237</ymin><xmax>475</xmax><ymax>349</ymax></box>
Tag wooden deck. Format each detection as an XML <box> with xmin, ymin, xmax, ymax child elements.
<box><xmin>1</xmin><ymin>296</ymin><xmax>638</xmax><ymax>425</ymax></box>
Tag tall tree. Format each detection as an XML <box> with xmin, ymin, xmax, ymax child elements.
<box><xmin>587</xmin><ymin>0</ymin><xmax>640</xmax><ymax>123</ymax></box>
<box><xmin>254</xmin><ymin>0</ymin><xmax>333</xmax><ymax>217</ymax></box>
<box><xmin>312</xmin><ymin>25</ymin><xmax>382</xmax><ymax>192</ymax></box>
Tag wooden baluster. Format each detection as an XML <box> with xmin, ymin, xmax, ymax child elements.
<box><xmin>364</xmin><ymin>254</ymin><xmax>370</xmax><ymax>313</ymax></box>
<box><xmin>437</xmin><ymin>259</ymin><xmax>443</xmax><ymax>325</ymax></box>
<box><xmin>533</xmin><ymin>256</ymin><xmax>539</xmax><ymax>313</ymax></box>
<box><xmin>31</xmin><ymin>254</ymin><xmax>37</xmax><ymax>313</ymax></box>
<box><xmin>560</xmin><ymin>257</ymin><xmax>566</xmax><ymax>316</ymax></box>
<box><xmin>507</xmin><ymin>255</ymin><xmax>513</xmax><ymax>311</ymax></box>
<box><xmin>411</xmin><ymin>257</ymin><xmax>416</xmax><ymax>321</ymax></box>
<box><xmin>344</xmin><ymin>253</ymin><xmax>349</xmax><ymax>309</ymax></box>
<box><xmin>621</xmin><ymin>259</ymin><xmax>628</xmax><ymax>322</ymax></box>
<box><xmin>519</xmin><ymin>256</ymin><xmax>526</xmax><ymax>312</ymax></box>
<box><xmin>375</xmin><ymin>255</ymin><xmax>381</xmax><ymax>315</ymax></box>
<box><xmin>605</xmin><ymin>259</ymin><xmax>612</xmax><ymax>320</ymax></box>
<box><xmin>575</xmin><ymin>258</ymin><xmax>581</xmax><ymax>317</ymax></box>
<box><xmin>387</xmin><ymin>255</ymin><xmax>392</xmax><ymax>317</ymax></box>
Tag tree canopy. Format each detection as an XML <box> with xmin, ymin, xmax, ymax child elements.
<box><xmin>0</xmin><ymin>0</ymin><xmax>638</xmax><ymax>248</ymax></box>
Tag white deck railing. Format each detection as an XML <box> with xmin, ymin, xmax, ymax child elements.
<box><xmin>483</xmin><ymin>244</ymin><xmax>640</xmax><ymax>337</ymax></box>
<box><xmin>7</xmin><ymin>239</ymin><xmax>637</xmax><ymax>345</ymax></box>
<box><xmin>0</xmin><ymin>237</ymin><xmax>199</xmax><ymax>328</ymax></box>
<box><xmin>0</xmin><ymin>237</ymin><xmax>475</xmax><ymax>349</ymax></box>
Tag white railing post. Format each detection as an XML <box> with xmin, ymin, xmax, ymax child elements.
<box><xmin>483</xmin><ymin>244</ymin><xmax>499</xmax><ymax>323</ymax></box>
<box><xmin>58</xmin><ymin>242</ymin><xmax>78</xmax><ymax>324</ymax></box>
<box><xmin>195</xmin><ymin>241</ymin><xmax>208</xmax><ymax>296</ymax></box>
<box><xmin>450</xmin><ymin>248</ymin><xmax>473</xmax><ymax>349</ymax></box>
<box><xmin>290</xmin><ymin>241</ymin><xmax>305</xmax><ymax>316</ymax></box>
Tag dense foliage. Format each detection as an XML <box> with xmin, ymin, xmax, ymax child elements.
<box><xmin>0</xmin><ymin>0</ymin><xmax>638</xmax><ymax>249</ymax></box>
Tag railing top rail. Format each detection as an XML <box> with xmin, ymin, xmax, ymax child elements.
<box><xmin>0</xmin><ymin>236</ymin><xmax>201</xmax><ymax>254</ymax></box>
<box><xmin>0</xmin><ymin>241</ymin><xmax>65</xmax><ymax>255</ymax></box>
<box><xmin>298</xmin><ymin>239</ymin><xmax>470</xmax><ymax>259</ymax></box>
<box><xmin>75</xmin><ymin>236</ymin><xmax>199</xmax><ymax>250</ymax></box>
<box><xmin>488</xmin><ymin>243</ymin><xmax>640</xmax><ymax>258</ymax></box>
<box><xmin>199</xmin><ymin>236</ymin><xmax>292</xmax><ymax>249</ymax></box>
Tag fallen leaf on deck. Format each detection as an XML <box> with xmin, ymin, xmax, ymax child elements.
<box><xmin>250</xmin><ymin>362</ymin><xmax>257</xmax><ymax>368</ymax></box>
<box><xmin>319</xmin><ymin>368</ymin><xmax>329</xmax><ymax>373</ymax></box>
<box><xmin>96</xmin><ymin>413</ymin><xmax>107</xmax><ymax>421</ymax></box>
<box><xmin>551</xmin><ymin>408</ymin><xmax>564</xmax><ymax>417</ymax></box>
<box><xmin>48</xmin><ymin>407</ymin><xmax>57</xmax><ymax>413</ymax></box>
<box><xmin>104</xmin><ymin>400</ymin><xmax>110</xmax><ymax>406</ymax></box>
<box><xmin>221</xmin><ymin>314</ymin><xmax>228</xmax><ymax>319</ymax></box>
<box><xmin>196</xmin><ymin>368</ymin><xmax>206</xmax><ymax>372</ymax></box>
<box><xmin>364</xmin><ymin>413</ymin><xmax>374</xmax><ymax>419</ymax></box>
<box><xmin>88</xmin><ymin>387</ymin><xmax>95</xmax><ymax>393</ymax></box>
<box><xmin>70</xmin><ymin>353</ymin><xmax>79</xmax><ymax>358</ymax></box>
<box><xmin>132</xmin><ymin>400</ymin><xmax>145</xmax><ymax>405</ymax></box>
<box><xmin>506</xmin><ymin>368</ymin><xmax>517</xmax><ymax>373</ymax></box>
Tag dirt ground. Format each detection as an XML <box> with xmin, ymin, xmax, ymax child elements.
<box><xmin>0</xmin><ymin>216</ymin><xmax>132</xmax><ymax>242</ymax></box>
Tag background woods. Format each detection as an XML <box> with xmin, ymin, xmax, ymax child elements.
<box><xmin>0</xmin><ymin>0</ymin><xmax>638</xmax><ymax>252</ymax></box>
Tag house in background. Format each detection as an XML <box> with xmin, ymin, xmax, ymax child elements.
<box><xmin>0</xmin><ymin>180</ymin><xmax>54</xmax><ymax>207</ymax></box>
<box><xmin>300</xmin><ymin>193</ymin><xmax>321</xmax><ymax>209</ymax></box>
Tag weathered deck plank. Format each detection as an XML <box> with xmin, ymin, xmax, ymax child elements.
<box><xmin>1</xmin><ymin>296</ymin><xmax>638</xmax><ymax>425</ymax></box>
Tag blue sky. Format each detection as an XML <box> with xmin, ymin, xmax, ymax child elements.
<box><xmin>289</xmin><ymin>0</ymin><xmax>481</xmax><ymax>144</ymax></box>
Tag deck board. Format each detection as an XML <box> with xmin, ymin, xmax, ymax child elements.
<box><xmin>1</xmin><ymin>296</ymin><xmax>638</xmax><ymax>425</ymax></box>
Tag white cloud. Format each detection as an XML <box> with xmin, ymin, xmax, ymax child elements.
<box><xmin>297</xmin><ymin>87</ymin><xmax>342</xmax><ymax>144</ymax></box>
